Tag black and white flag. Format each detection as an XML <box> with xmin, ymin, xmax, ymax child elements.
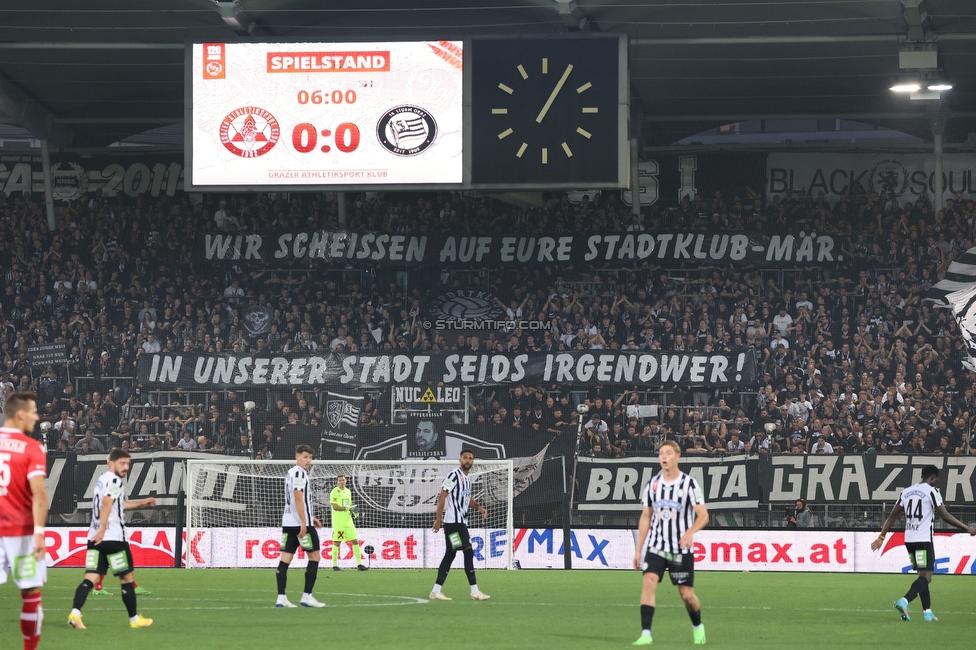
<box><xmin>241</xmin><ymin>305</ymin><xmax>274</xmax><ymax>337</ymax></box>
<box><xmin>946</xmin><ymin>284</ymin><xmax>976</xmax><ymax>372</ymax></box>
<box><xmin>323</xmin><ymin>391</ymin><xmax>362</xmax><ymax>448</ymax></box>
<box><xmin>924</xmin><ymin>245</ymin><xmax>976</xmax><ymax>307</ymax></box>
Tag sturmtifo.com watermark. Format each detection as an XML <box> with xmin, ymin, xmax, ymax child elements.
<box><xmin>423</xmin><ymin>319</ymin><xmax>552</xmax><ymax>331</ymax></box>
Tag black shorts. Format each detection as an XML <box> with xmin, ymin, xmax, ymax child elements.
<box><xmin>443</xmin><ymin>523</ymin><xmax>471</xmax><ymax>551</ymax></box>
<box><xmin>281</xmin><ymin>526</ymin><xmax>321</xmax><ymax>555</ymax></box>
<box><xmin>905</xmin><ymin>541</ymin><xmax>936</xmax><ymax>571</ymax></box>
<box><xmin>85</xmin><ymin>541</ymin><xmax>134</xmax><ymax>577</ymax></box>
<box><xmin>642</xmin><ymin>549</ymin><xmax>695</xmax><ymax>587</ymax></box>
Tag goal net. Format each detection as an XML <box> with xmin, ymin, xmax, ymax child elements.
<box><xmin>185</xmin><ymin>459</ymin><xmax>514</xmax><ymax>570</ymax></box>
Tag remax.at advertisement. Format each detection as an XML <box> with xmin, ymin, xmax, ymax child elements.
<box><xmin>38</xmin><ymin>527</ymin><xmax>976</xmax><ymax>574</ymax></box>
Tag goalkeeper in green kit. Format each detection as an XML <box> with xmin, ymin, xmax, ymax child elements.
<box><xmin>330</xmin><ymin>474</ymin><xmax>368</xmax><ymax>571</ymax></box>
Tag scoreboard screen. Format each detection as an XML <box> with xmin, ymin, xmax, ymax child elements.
<box><xmin>188</xmin><ymin>41</ymin><xmax>464</xmax><ymax>189</ymax></box>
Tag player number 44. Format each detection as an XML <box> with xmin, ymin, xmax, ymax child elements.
<box><xmin>905</xmin><ymin>499</ymin><xmax>923</xmax><ymax>520</ymax></box>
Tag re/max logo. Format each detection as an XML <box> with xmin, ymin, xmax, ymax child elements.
<box><xmin>513</xmin><ymin>529</ymin><xmax>609</xmax><ymax>566</ymax></box>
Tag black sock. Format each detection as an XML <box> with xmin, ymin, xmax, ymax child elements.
<box><xmin>905</xmin><ymin>575</ymin><xmax>927</xmax><ymax>603</ymax></box>
<box><xmin>463</xmin><ymin>549</ymin><xmax>477</xmax><ymax>586</ymax></box>
<box><xmin>436</xmin><ymin>548</ymin><xmax>457</xmax><ymax>586</ymax></box>
<box><xmin>919</xmin><ymin>580</ymin><xmax>931</xmax><ymax>610</ymax></box>
<box><xmin>72</xmin><ymin>579</ymin><xmax>94</xmax><ymax>611</ymax></box>
<box><xmin>304</xmin><ymin>560</ymin><xmax>319</xmax><ymax>594</ymax></box>
<box><xmin>689</xmin><ymin>608</ymin><xmax>702</xmax><ymax>626</ymax></box>
<box><xmin>120</xmin><ymin>583</ymin><xmax>138</xmax><ymax>618</ymax></box>
<box><xmin>276</xmin><ymin>561</ymin><xmax>289</xmax><ymax>596</ymax></box>
<box><xmin>640</xmin><ymin>604</ymin><xmax>655</xmax><ymax>632</ymax></box>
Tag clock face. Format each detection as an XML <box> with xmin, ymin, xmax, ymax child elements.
<box><xmin>470</xmin><ymin>36</ymin><xmax>624</xmax><ymax>187</ymax></box>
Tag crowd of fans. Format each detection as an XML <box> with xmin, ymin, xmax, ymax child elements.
<box><xmin>1</xmin><ymin>183</ymin><xmax>976</xmax><ymax>458</ymax></box>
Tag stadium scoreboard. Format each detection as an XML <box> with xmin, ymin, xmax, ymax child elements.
<box><xmin>185</xmin><ymin>36</ymin><xmax>628</xmax><ymax>191</ymax></box>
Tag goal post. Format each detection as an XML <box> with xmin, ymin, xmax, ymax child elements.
<box><xmin>185</xmin><ymin>458</ymin><xmax>515</xmax><ymax>570</ymax></box>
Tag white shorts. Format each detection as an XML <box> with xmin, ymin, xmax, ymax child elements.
<box><xmin>0</xmin><ymin>535</ymin><xmax>47</xmax><ymax>590</ymax></box>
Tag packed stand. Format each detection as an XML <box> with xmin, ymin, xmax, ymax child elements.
<box><xmin>1</xmin><ymin>186</ymin><xmax>975</xmax><ymax>458</ymax></box>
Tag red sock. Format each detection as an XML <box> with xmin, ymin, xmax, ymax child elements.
<box><xmin>20</xmin><ymin>591</ymin><xmax>42</xmax><ymax>650</ymax></box>
<box><xmin>94</xmin><ymin>576</ymin><xmax>103</xmax><ymax>591</ymax></box>
<box><xmin>132</xmin><ymin>581</ymin><xmax>138</xmax><ymax>588</ymax></box>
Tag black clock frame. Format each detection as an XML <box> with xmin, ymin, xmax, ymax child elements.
<box><xmin>468</xmin><ymin>34</ymin><xmax>628</xmax><ymax>189</ymax></box>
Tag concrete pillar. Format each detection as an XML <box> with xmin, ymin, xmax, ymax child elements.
<box><xmin>934</xmin><ymin>132</ymin><xmax>944</xmax><ymax>216</ymax></box>
<box><xmin>337</xmin><ymin>192</ymin><xmax>347</xmax><ymax>228</ymax></box>
<box><xmin>40</xmin><ymin>138</ymin><xmax>56</xmax><ymax>231</ymax></box>
<box><xmin>630</xmin><ymin>137</ymin><xmax>640</xmax><ymax>216</ymax></box>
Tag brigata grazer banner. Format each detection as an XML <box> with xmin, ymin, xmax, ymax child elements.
<box><xmin>762</xmin><ymin>454</ymin><xmax>976</xmax><ymax>504</ymax></box>
<box><xmin>197</xmin><ymin>230</ymin><xmax>849</xmax><ymax>267</ymax></box>
<box><xmin>576</xmin><ymin>456</ymin><xmax>761</xmax><ymax>512</ymax></box>
<box><xmin>138</xmin><ymin>350</ymin><xmax>758</xmax><ymax>389</ymax></box>
<box><xmin>577</xmin><ymin>454</ymin><xmax>976</xmax><ymax>510</ymax></box>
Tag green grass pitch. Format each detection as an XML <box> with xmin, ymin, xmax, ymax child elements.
<box><xmin>2</xmin><ymin>569</ymin><xmax>973</xmax><ymax>648</ymax></box>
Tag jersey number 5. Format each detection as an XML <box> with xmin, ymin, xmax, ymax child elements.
<box><xmin>0</xmin><ymin>453</ymin><xmax>11</xmax><ymax>493</ymax></box>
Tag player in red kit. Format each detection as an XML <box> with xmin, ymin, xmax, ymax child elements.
<box><xmin>0</xmin><ymin>392</ymin><xmax>48</xmax><ymax>650</ymax></box>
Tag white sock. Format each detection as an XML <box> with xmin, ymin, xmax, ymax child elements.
<box><xmin>129</xmin><ymin>615</ymin><xmax>139</xmax><ymax>623</ymax></box>
<box><xmin>641</xmin><ymin>631</ymin><xmax>651</xmax><ymax>637</ymax></box>
<box><xmin>693</xmin><ymin>624</ymin><xmax>704</xmax><ymax>629</ymax></box>
<box><xmin>924</xmin><ymin>609</ymin><xmax>932</xmax><ymax>613</ymax></box>
<box><xmin>302</xmin><ymin>593</ymin><xmax>311</xmax><ymax>600</ymax></box>
<box><xmin>470</xmin><ymin>584</ymin><xmax>479</xmax><ymax>596</ymax></box>
<box><xmin>71</xmin><ymin>608</ymin><xmax>81</xmax><ymax>617</ymax></box>
<box><xmin>431</xmin><ymin>584</ymin><xmax>442</xmax><ymax>594</ymax></box>
<box><xmin>276</xmin><ymin>595</ymin><xmax>287</xmax><ymax>601</ymax></box>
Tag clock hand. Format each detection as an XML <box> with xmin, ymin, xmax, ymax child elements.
<box><xmin>535</xmin><ymin>64</ymin><xmax>573</xmax><ymax>123</ymax></box>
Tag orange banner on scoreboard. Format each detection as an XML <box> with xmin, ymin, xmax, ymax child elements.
<box><xmin>267</xmin><ymin>51</ymin><xmax>391</xmax><ymax>72</ymax></box>
<box><xmin>202</xmin><ymin>43</ymin><xmax>225</xmax><ymax>80</ymax></box>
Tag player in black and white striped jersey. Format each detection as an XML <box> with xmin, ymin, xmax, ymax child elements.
<box><xmin>68</xmin><ymin>449</ymin><xmax>156</xmax><ymax>630</ymax></box>
<box><xmin>632</xmin><ymin>440</ymin><xmax>709</xmax><ymax>646</ymax></box>
<box><xmin>429</xmin><ymin>449</ymin><xmax>490</xmax><ymax>602</ymax></box>
<box><xmin>275</xmin><ymin>445</ymin><xmax>325</xmax><ymax>609</ymax></box>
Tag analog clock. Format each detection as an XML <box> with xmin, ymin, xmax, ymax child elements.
<box><xmin>470</xmin><ymin>36</ymin><xmax>626</xmax><ymax>187</ymax></box>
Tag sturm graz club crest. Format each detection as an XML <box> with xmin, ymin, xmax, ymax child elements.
<box><xmin>429</xmin><ymin>290</ymin><xmax>504</xmax><ymax>323</ymax></box>
<box><xmin>869</xmin><ymin>159</ymin><xmax>909</xmax><ymax>197</ymax></box>
<box><xmin>327</xmin><ymin>398</ymin><xmax>359</xmax><ymax>429</ymax></box>
<box><xmin>376</xmin><ymin>105</ymin><xmax>437</xmax><ymax>156</ymax></box>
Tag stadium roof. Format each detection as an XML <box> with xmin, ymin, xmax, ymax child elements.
<box><xmin>0</xmin><ymin>0</ymin><xmax>974</xmax><ymax>149</ymax></box>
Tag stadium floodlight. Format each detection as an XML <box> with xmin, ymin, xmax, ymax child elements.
<box><xmin>890</xmin><ymin>82</ymin><xmax>921</xmax><ymax>93</ymax></box>
<box><xmin>928</xmin><ymin>83</ymin><xmax>952</xmax><ymax>91</ymax></box>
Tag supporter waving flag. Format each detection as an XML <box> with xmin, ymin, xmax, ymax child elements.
<box><xmin>924</xmin><ymin>245</ymin><xmax>976</xmax><ymax>307</ymax></box>
<box><xmin>944</xmin><ymin>284</ymin><xmax>976</xmax><ymax>372</ymax></box>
